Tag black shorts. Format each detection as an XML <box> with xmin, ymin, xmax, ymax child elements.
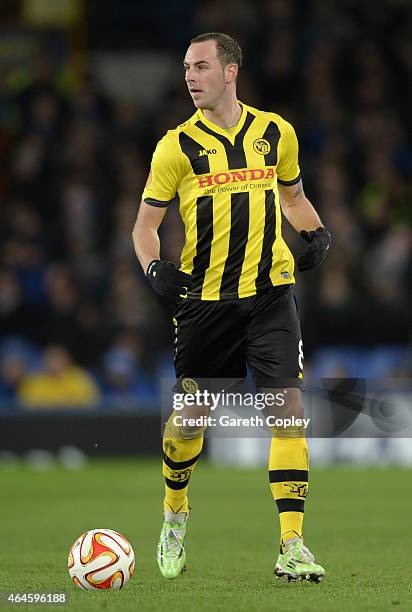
<box><xmin>172</xmin><ymin>284</ymin><xmax>303</xmax><ymax>390</ymax></box>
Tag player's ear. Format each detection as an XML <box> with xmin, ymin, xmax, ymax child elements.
<box><xmin>224</xmin><ymin>63</ymin><xmax>238</xmax><ymax>84</ymax></box>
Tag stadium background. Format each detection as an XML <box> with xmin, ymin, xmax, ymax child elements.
<box><xmin>0</xmin><ymin>0</ymin><xmax>411</xmax><ymax>460</ymax></box>
<box><xmin>1</xmin><ymin>3</ymin><xmax>412</xmax><ymax>611</ymax></box>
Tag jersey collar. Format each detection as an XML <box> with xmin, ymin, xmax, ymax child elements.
<box><xmin>195</xmin><ymin>101</ymin><xmax>247</xmax><ymax>144</ymax></box>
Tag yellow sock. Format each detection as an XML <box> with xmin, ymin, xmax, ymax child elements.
<box><xmin>163</xmin><ymin>435</ymin><xmax>203</xmax><ymax>514</ymax></box>
<box><xmin>268</xmin><ymin>435</ymin><xmax>308</xmax><ymax>551</ymax></box>
<box><xmin>278</xmin><ymin>512</ymin><xmax>304</xmax><ymax>545</ymax></box>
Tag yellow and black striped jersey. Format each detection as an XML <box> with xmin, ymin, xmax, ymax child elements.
<box><xmin>142</xmin><ymin>101</ymin><xmax>301</xmax><ymax>300</ymax></box>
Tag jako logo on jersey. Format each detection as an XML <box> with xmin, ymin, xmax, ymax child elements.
<box><xmin>198</xmin><ymin>148</ymin><xmax>217</xmax><ymax>156</ymax></box>
<box><xmin>253</xmin><ymin>138</ymin><xmax>271</xmax><ymax>155</ymax></box>
<box><xmin>197</xmin><ymin>167</ymin><xmax>274</xmax><ymax>188</ymax></box>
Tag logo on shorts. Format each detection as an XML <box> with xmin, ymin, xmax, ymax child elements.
<box><xmin>253</xmin><ymin>138</ymin><xmax>271</xmax><ymax>155</ymax></box>
<box><xmin>281</xmin><ymin>271</ymin><xmax>290</xmax><ymax>279</ymax></box>
<box><xmin>182</xmin><ymin>378</ymin><xmax>198</xmax><ymax>393</ymax></box>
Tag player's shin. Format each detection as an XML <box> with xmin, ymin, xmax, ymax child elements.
<box><xmin>268</xmin><ymin>428</ymin><xmax>309</xmax><ymax>552</ymax></box>
<box><xmin>162</xmin><ymin>410</ymin><xmax>204</xmax><ymax>515</ymax></box>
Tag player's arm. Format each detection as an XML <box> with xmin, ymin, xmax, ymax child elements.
<box><xmin>278</xmin><ymin>179</ymin><xmax>322</xmax><ymax>233</ymax></box>
<box><xmin>132</xmin><ymin>133</ymin><xmax>192</xmax><ymax>299</ymax></box>
<box><xmin>279</xmin><ymin>180</ymin><xmax>331</xmax><ymax>272</ymax></box>
<box><xmin>132</xmin><ymin>201</ymin><xmax>191</xmax><ymax>299</ymax></box>
<box><xmin>276</xmin><ymin>119</ymin><xmax>331</xmax><ymax>271</ymax></box>
<box><xmin>132</xmin><ymin>200</ymin><xmax>167</xmax><ymax>273</ymax></box>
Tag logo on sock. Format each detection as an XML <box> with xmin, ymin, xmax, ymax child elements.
<box><xmin>283</xmin><ymin>483</ymin><xmax>308</xmax><ymax>498</ymax></box>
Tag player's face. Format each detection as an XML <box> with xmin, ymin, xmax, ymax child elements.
<box><xmin>183</xmin><ymin>41</ymin><xmax>227</xmax><ymax>110</ymax></box>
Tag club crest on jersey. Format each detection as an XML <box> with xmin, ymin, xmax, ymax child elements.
<box><xmin>253</xmin><ymin>138</ymin><xmax>271</xmax><ymax>155</ymax></box>
<box><xmin>198</xmin><ymin>148</ymin><xmax>217</xmax><ymax>156</ymax></box>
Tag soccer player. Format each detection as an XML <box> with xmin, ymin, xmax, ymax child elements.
<box><xmin>133</xmin><ymin>32</ymin><xmax>330</xmax><ymax>582</ymax></box>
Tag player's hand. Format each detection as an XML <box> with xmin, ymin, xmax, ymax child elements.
<box><xmin>297</xmin><ymin>227</ymin><xmax>331</xmax><ymax>272</ymax></box>
<box><xmin>146</xmin><ymin>260</ymin><xmax>192</xmax><ymax>299</ymax></box>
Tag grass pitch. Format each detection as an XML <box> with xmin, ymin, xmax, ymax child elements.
<box><xmin>0</xmin><ymin>458</ymin><xmax>411</xmax><ymax>611</ymax></box>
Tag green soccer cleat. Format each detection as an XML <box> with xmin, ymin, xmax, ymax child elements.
<box><xmin>274</xmin><ymin>538</ymin><xmax>325</xmax><ymax>583</ymax></box>
<box><xmin>157</xmin><ymin>519</ymin><xmax>187</xmax><ymax>579</ymax></box>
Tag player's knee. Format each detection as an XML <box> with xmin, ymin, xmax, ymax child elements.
<box><xmin>285</xmin><ymin>397</ymin><xmax>304</xmax><ymax>418</ymax></box>
<box><xmin>261</xmin><ymin>387</ymin><xmax>303</xmax><ymax>418</ymax></box>
<box><xmin>179</xmin><ymin>423</ymin><xmax>205</xmax><ymax>439</ymax></box>
<box><xmin>180</xmin><ymin>407</ymin><xmax>208</xmax><ymax>438</ymax></box>
<box><xmin>164</xmin><ymin>409</ymin><xmax>207</xmax><ymax>440</ymax></box>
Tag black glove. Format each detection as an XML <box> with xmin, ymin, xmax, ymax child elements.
<box><xmin>297</xmin><ymin>227</ymin><xmax>331</xmax><ymax>272</ymax></box>
<box><xmin>146</xmin><ymin>260</ymin><xmax>192</xmax><ymax>299</ymax></box>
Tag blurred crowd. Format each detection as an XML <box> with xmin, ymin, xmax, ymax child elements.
<box><xmin>0</xmin><ymin>0</ymin><xmax>411</xmax><ymax>408</ymax></box>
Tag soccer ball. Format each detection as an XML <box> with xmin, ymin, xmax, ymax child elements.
<box><xmin>68</xmin><ymin>528</ymin><xmax>135</xmax><ymax>590</ymax></box>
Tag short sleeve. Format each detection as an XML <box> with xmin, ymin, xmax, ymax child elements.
<box><xmin>142</xmin><ymin>131</ymin><xmax>185</xmax><ymax>207</ymax></box>
<box><xmin>276</xmin><ymin>120</ymin><xmax>301</xmax><ymax>186</ymax></box>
